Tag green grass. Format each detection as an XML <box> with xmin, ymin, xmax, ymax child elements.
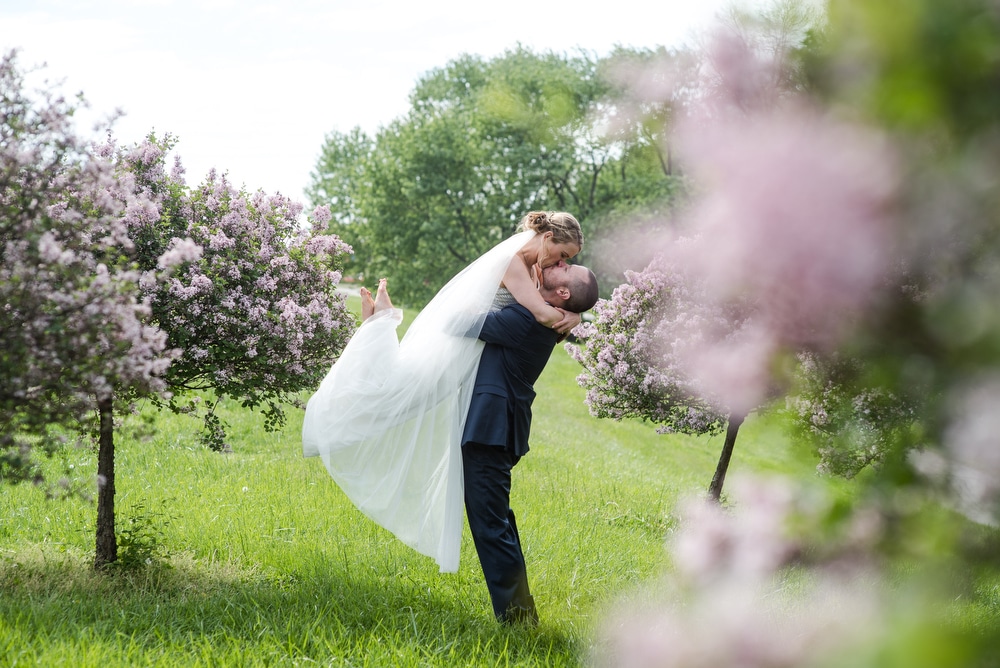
<box><xmin>0</xmin><ymin>294</ymin><xmax>850</xmax><ymax>666</ymax></box>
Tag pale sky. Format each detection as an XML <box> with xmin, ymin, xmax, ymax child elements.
<box><xmin>1</xmin><ymin>0</ymin><xmax>753</xmax><ymax>202</ymax></box>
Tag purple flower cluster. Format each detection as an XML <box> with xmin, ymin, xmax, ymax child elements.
<box><xmin>104</xmin><ymin>135</ymin><xmax>355</xmax><ymax>443</ymax></box>
<box><xmin>785</xmin><ymin>353</ymin><xmax>915</xmax><ymax>479</ymax></box>
<box><xmin>567</xmin><ymin>255</ymin><xmax>729</xmax><ymax>436</ymax></box>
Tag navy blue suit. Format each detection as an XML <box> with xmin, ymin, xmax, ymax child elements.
<box><xmin>461</xmin><ymin>303</ymin><xmax>558</xmax><ymax>624</ymax></box>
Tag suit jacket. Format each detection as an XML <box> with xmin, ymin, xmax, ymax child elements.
<box><xmin>461</xmin><ymin>303</ymin><xmax>559</xmax><ymax>457</ymax></box>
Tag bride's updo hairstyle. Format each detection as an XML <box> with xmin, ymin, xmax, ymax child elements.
<box><xmin>516</xmin><ymin>211</ymin><xmax>584</xmax><ymax>250</ymax></box>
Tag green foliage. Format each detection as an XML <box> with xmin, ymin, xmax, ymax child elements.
<box><xmin>111</xmin><ymin>502</ymin><xmax>174</xmax><ymax>571</ymax></box>
<box><xmin>785</xmin><ymin>353</ymin><xmax>920</xmax><ymax>479</ymax></box>
<box><xmin>823</xmin><ymin>0</ymin><xmax>1000</xmax><ymax>137</ymax></box>
<box><xmin>309</xmin><ymin>46</ymin><xmax>688</xmax><ymax>306</ymax></box>
<box><xmin>198</xmin><ymin>407</ymin><xmax>228</xmax><ymax>453</ymax></box>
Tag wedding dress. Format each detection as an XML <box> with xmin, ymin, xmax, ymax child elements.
<box><xmin>302</xmin><ymin>231</ymin><xmax>535</xmax><ymax>573</ymax></box>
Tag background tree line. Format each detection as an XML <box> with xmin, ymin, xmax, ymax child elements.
<box><xmin>306</xmin><ymin>45</ymin><xmax>695</xmax><ymax>307</ymax></box>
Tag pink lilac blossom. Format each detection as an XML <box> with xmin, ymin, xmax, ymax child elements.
<box><xmin>567</xmin><ymin>254</ymin><xmax>733</xmax><ymax>435</ymax></box>
<box><xmin>785</xmin><ymin>352</ymin><xmax>916</xmax><ymax>479</ymax></box>
<box><xmin>933</xmin><ymin>375</ymin><xmax>1000</xmax><ymax>524</ymax></box>
<box><xmin>2</xmin><ymin>49</ymin><xmax>175</xmax><ymax>464</ymax></box>
<box><xmin>157</xmin><ymin>237</ymin><xmax>203</xmax><ymax>270</ymax></box>
<box><xmin>671</xmin><ymin>476</ymin><xmax>799</xmax><ymax>586</ymax></box>
<box><xmin>665</xmin><ymin>105</ymin><xmax>897</xmax><ymax>412</ymax></box>
<box><xmin>597</xmin><ymin>575</ymin><xmax>881</xmax><ymax>668</ymax></box>
<box><xmin>103</xmin><ymin>135</ymin><xmax>355</xmax><ymax>444</ymax></box>
<box><xmin>674</xmin><ymin>105</ymin><xmax>896</xmax><ymax>345</ymax></box>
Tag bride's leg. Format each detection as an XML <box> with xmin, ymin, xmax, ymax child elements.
<box><xmin>360</xmin><ymin>286</ymin><xmax>375</xmax><ymax>321</ymax></box>
<box><xmin>374</xmin><ymin>277</ymin><xmax>393</xmax><ymax>313</ymax></box>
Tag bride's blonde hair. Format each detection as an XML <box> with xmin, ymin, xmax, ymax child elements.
<box><xmin>516</xmin><ymin>211</ymin><xmax>584</xmax><ymax>249</ymax></box>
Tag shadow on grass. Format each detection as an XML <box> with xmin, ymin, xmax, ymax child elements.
<box><xmin>0</xmin><ymin>546</ymin><xmax>579</xmax><ymax>666</ymax></box>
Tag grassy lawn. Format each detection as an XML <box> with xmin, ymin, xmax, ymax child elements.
<box><xmin>0</xmin><ymin>294</ymin><xmax>849</xmax><ymax>666</ymax></box>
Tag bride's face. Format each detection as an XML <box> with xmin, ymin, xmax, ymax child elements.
<box><xmin>539</xmin><ymin>235</ymin><xmax>580</xmax><ymax>269</ymax></box>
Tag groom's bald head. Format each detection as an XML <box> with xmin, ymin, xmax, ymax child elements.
<box><xmin>539</xmin><ymin>264</ymin><xmax>599</xmax><ymax>314</ymax></box>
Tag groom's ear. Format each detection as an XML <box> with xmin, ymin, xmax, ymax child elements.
<box><xmin>555</xmin><ymin>286</ymin><xmax>571</xmax><ymax>301</ymax></box>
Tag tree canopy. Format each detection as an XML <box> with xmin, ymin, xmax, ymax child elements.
<box><xmin>308</xmin><ymin>46</ymin><xmax>689</xmax><ymax>306</ymax></box>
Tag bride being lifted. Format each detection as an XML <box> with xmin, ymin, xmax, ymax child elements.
<box><xmin>302</xmin><ymin>211</ymin><xmax>585</xmax><ymax>572</ymax></box>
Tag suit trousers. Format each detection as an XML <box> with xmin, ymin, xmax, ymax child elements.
<box><xmin>462</xmin><ymin>442</ymin><xmax>537</xmax><ymax>624</ymax></box>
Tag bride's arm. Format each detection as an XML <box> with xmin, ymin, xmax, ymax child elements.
<box><xmin>502</xmin><ymin>259</ymin><xmax>582</xmax><ymax>334</ymax></box>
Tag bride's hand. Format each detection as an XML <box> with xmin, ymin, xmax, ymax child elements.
<box><xmin>551</xmin><ymin>309</ymin><xmax>581</xmax><ymax>335</ymax></box>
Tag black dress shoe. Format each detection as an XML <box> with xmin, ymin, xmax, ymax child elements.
<box><xmin>499</xmin><ymin>604</ymin><xmax>539</xmax><ymax>627</ymax></box>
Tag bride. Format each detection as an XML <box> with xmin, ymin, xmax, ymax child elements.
<box><xmin>302</xmin><ymin>211</ymin><xmax>584</xmax><ymax>572</ymax></box>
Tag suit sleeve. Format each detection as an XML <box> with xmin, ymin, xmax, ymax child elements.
<box><xmin>478</xmin><ymin>305</ymin><xmax>534</xmax><ymax>347</ymax></box>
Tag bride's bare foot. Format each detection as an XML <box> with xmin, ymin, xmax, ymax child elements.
<box><xmin>360</xmin><ymin>287</ymin><xmax>375</xmax><ymax>321</ymax></box>
<box><xmin>374</xmin><ymin>278</ymin><xmax>393</xmax><ymax>313</ymax></box>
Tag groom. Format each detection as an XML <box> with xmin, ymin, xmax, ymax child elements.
<box><xmin>462</xmin><ymin>260</ymin><xmax>599</xmax><ymax>626</ymax></box>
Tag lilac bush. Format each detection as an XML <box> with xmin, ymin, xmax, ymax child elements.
<box><xmin>572</xmin><ymin>23</ymin><xmax>899</xmax><ymax>480</ymax></box>
<box><xmin>2</xmin><ymin>49</ymin><xmax>354</xmax><ymax>567</ymax></box>
<box><xmin>568</xmin><ymin>249</ymin><xmax>760</xmax><ymax>498</ymax></box>
<box><xmin>0</xmin><ymin>50</ymin><xmax>172</xmax><ymax>482</ymax></box>
<box><xmin>567</xmin><ymin>255</ymin><xmax>730</xmax><ymax>436</ymax></box>
<box><xmin>106</xmin><ymin>134</ymin><xmax>355</xmax><ymax>449</ymax></box>
<box><xmin>591</xmin><ymin>0</ymin><xmax>1000</xmax><ymax>662</ymax></box>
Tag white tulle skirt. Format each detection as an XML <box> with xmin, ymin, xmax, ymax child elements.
<box><xmin>302</xmin><ymin>231</ymin><xmax>533</xmax><ymax>572</ymax></box>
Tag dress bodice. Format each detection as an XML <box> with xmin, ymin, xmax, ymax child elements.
<box><xmin>491</xmin><ymin>287</ymin><xmax>518</xmax><ymax>311</ymax></box>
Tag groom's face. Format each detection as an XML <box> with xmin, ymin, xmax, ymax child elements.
<box><xmin>539</xmin><ymin>262</ymin><xmax>588</xmax><ymax>308</ymax></box>
<box><xmin>539</xmin><ymin>260</ymin><xmax>573</xmax><ymax>290</ymax></box>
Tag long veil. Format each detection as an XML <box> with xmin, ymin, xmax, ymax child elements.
<box><xmin>302</xmin><ymin>231</ymin><xmax>534</xmax><ymax>573</ymax></box>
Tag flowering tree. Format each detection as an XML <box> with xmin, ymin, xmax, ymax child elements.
<box><xmin>107</xmin><ymin>134</ymin><xmax>355</xmax><ymax>450</ymax></box>
<box><xmin>0</xmin><ymin>51</ymin><xmax>180</xmax><ymax>567</ymax></box>
<box><xmin>0</xmin><ymin>51</ymin><xmax>172</xmax><ymax>484</ymax></box>
<box><xmin>2</xmin><ymin>50</ymin><xmax>355</xmax><ymax>568</ymax></box>
<box><xmin>568</xmin><ymin>256</ymin><xmax>751</xmax><ymax>499</ymax></box>
<box><xmin>567</xmin><ymin>3</ymin><xmax>892</xmax><ymax>499</ymax></box>
<box><xmin>77</xmin><ymin>135</ymin><xmax>354</xmax><ymax>566</ymax></box>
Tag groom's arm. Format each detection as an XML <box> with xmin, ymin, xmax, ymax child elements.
<box><xmin>478</xmin><ymin>304</ymin><xmax>535</xmax><ymax>348</ymax></box>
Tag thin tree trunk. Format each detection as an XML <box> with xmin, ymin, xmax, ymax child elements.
<box><xmin>94</xmin><ymin>395</ymin><xmax>117</xmax><ymax>568</ymax></box>
<box><xmin>708</xmin><ymin>412</ymin><xmax>745</xmax><ymax>502</ymax></box>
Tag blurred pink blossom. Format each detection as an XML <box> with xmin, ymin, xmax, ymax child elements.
<box><xmin>667</xmin><ymin>105</ymin><xmax>897</xmax><ymax>410</ymax></box>
<box><xmin>675</xmin><ymin>106</ymin><xmax>897</xmax><ymax>347</ymax></box>
<box><xmin>596</xmin><ymin>476</ymin><xmax>884</xmax><ymax>668</ymax></box>
<box><xmin>933</xmin><ymin>375</ymin><xmax>1000</xmax><ymax>524</ymax></box>
<box><xmin>597</xmin><ymin>575</ymin><xmax>881</xmax><ymax>668</ymax></box>
<box><xmin>672</xmin><ymin>476</ymin><xmax>799</xmax><ymax>586</ymax></box>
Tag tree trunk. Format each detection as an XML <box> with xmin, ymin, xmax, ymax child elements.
<box><xmin>708</xmin><ymin>412</ymin><xmax>745</xmax><ymax>502</ymax></box>
<box><xmin>94</xmin><ymin>395</ymin><xmax>117</xmax><ymax>568</ymax></box>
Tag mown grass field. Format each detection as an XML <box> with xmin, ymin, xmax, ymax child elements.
<box><xmin>0</xmin><ymin>294</ymin><xmax>848</xmax><ymax>667</ymax></box>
